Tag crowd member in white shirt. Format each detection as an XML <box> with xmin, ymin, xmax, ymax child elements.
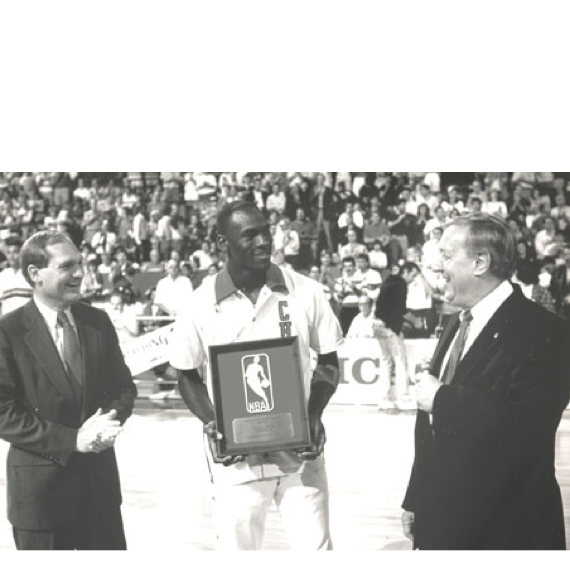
<box><xmin>482</xmin><ymin>190</ymin><xmax>508</xmax><ymax>218</ymax></box>
<box><xmin>273</xmin><ymin>217</ymin><xmax>300</xmax><ymax>269</ymax></box>
<box><xmin>0</xmin><ymin>238</ymin><xmax>32</xmax><ymax>315</ymax></box>
<box><xmin>265</xmin><ymin>182</ymin><xmax>287</xmax><ymax>215</ymax></box>
<box><xmin>153</xmin><ymin>259</ymin><xmax>194</xmax><ymax>316</ymax></box>
<box><xmin>90</xmin><ymin>218</ymin><xmax>117</xmax><ymax>256</ymax></box>
<box><xmin>353</xmin><ymin>253</ymin><xmax>382</xmax><ymax>303</ymax></box>
<box><xmin>346</xmin><ymin>295</ymin><xmax>376</xmax><ymax>339</ymax></box>
<box><xmin>423</xmin><ymin>206</ymin><xmax>448</xmax><ymax>239</ymax></box>
<box><xmin>534</xmin><ymin>216</ymin><xmax>557</xmax><ymax>260</ymax></box>
<box><xmin>190</xmin><ymin>240</ymin><xmax>214</xmax><ymax>271</ymax></box>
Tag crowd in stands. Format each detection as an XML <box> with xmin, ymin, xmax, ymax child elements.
<box><xmin>1</xmin><ymin>172</ymin><xmax>570</xmax><ymax>348</ymax></box>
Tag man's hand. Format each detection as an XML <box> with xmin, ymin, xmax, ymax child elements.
<box><xmin>297</xmin><ymin>415</ymin><xmax>326</xmax><ymax>460</ymax></box>
<box><xmin>75</xmin><ymin>408</ymin><xmax>123</xmax><ymax>453</ymax></box>
<box><xmin>204</xmin><ymin>420</ymin><xmax>244</xmax><ymax>467</ymax></box>
<box><xmin>415</xmin><ymin>372</ymin><xmax>443</xmax><ymax>413</ymax></box>
<box><xmin>402</xmin><ymin>510</ymin><xmax>415</xmax><ymax>542</ymax></box>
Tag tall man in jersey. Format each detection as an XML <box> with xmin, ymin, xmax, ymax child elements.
<box><xmin>169</xmin><ymin>201</ymin><xmax>343</xmax><ymax>550</ymax></box>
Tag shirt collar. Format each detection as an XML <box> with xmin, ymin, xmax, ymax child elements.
<box><xmin>34</xmin><ymin>294</ymin><xmax>74</xmax><ymax>330</ymax></box>
<box><xmin>215</xmin><ymin>263</ymin><xmax>289</xmax><ymax>304</ymax></box>
<box><xmin>469</xmin><ymin>279</ymin><xmax>513</xmax><ymax>325</ymax></box>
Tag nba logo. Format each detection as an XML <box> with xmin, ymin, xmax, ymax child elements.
<box><xmin>241</xmin><ymin>353</ymin><xmax>274</xmax><ymax>413</ymax></box>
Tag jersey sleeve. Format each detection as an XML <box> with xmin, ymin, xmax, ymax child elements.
<box><xmin>307</xmin><ymin>278</ymin><xmax>343</xmax><ymax>355</ymax></box>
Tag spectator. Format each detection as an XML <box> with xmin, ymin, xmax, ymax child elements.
<box><xmin>274</xmin><ymin>217</ymin><xmax>300</xmax><ymax>269</ymax></box>
<box><xmin>372</xmin><ymin>263</ymin><xmax>414</xmax><ymax>411</ymax></box>
<box><xmin>337</xmin><ymin>201</ymin><xmax>364</xmax><ymax>244</ymax></box>
<box><xmin>80</xmin><ymin>255</ymin><xmax>106</xmax><ymax>300</ymax></box>
<box><xmin>369</xmin><ymin>239</ymin><xmax>389</xmax><ymax>271</ymax></box>
<box><xmin>153</xmin><ymin>259</ymin><xmax>194</xmax><ymax>316</ymax></box>
<box><xmin>422</xmin><ymin>226</ymin><xmax>444</xmax><ymax>273</ymax></box>
<box><xmin>91</xmin><ymin>218</ymin><xmax>117</xmax><ymax>256</ymax></box>
<box><xmin>308</xmin><ymin>264</ymin><xmax>333</xmax><ymax>303</ymax></box>
<box><xmin>311</xmin><ymin>174</ymin><xmax>336</xmax><ymax>254</ymax></box>
<box><xmin>483</xmin><ymin>189</ymin><xmax>508</xmax><ymax>218</ymax></box>
<box><xmin>265</xmin><ymin>182</ymin><xmax>287</xmax><ymax>215</ymax></box>
<box><xmin>534</xmin><ymin>216</ymin><xmax>557</xmax><ymax>259</ymax></box>
<box><xmin>291</xmin><ymin>207</ymin><xmax>318</xmax><ymax>270</ymax></box>
<box><xmin>132</xmin><ymin>205</ymin><xmax>150</xmax><ymax>264</ymax></box>
<box><xmin>423</xmin><ymin>205</ymin><xmax>447</xmax><ymax>239</ymax></box>
<box><xmin>346</xmin><ymin>295</ymin><xmax>376</xmax><ymax>339</ymax></box>
<box><xmin>272</xmin><ymin>249</ymin><xmax>294</xmax><ymax>272</ymax></box>
<box><xmin>0</xmin><ymin>238</ymin><xmax>32</xmax><ymax>315</ymax></box>
<box><xmin>387</xmin><ymin>198</ymin><xmax>419</xmax><ymax>254</ymax></box>
<box><xmin>403</xmin><ymin>262</ymin><xmax>435</xmax><ymax>338</ymax></box>
<box><xmin>334</xmin><ymin>256</ymin><xmax>361</xmax><ymax>335</ymax></box>
<box><xmin>338</xmin><ymin>227</ymin><xmax>367</xmax><ymax>260</ymax></box>
<box><xmin>106</xmin><ymin>290</ymin><xmax>140</xmax><ymax>343</ymax></box>
<box><xmin>318</xmin><ymin>250</ymin><xmax>341</xmax><ymax>288</ymax></box>
<box><xmin>353</xmin><ymin>253</ymin><xmax>382</xmax><ymax>303</ymax></box>
<box><xmin>141</xmin><ymin>248</ymin><xmax>165</xmax><ymax>273</ymax></box>
<box><xmin>191</xmin><ymin>240</ymin><xmax>214</xmax><ymax>271</ymax></box>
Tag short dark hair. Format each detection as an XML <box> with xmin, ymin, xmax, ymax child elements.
<box><xmin>216</xmin><ymin>200</ymin><xmax>261</xmax><ymax>236</ymax></box>
<box><xmin>342</xmin><ymin>256</ymin><xmax>356</xmax><ymax>267</ymax></box>
<box><xmin>356</xmin><ymin>253</ymin><xmax>370</xmax><ymax>264</ymax></box>
<box><xmin>20</xmin><ymin>230</ymin><xmax>74</xmax><ymax>287</ymax></box>
<box><xmin>401</xmin><ymin>261</ymin><xmax>420</xmax><ymax>274</ymax></box>
<box><xmin>445</xmin><ymin>213</ymin><xmax>516</xmax><ymax>280</ymax></box>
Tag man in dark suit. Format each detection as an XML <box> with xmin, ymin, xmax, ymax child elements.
<box><xmin>0</xmin><ymin>230</ymin><xmax>137</xmax><ymax>550</ymax></box>
<box><xmin>402</xmin><ymin>213</ymin><xmax>570</xmax><ymax>549</ymax></box>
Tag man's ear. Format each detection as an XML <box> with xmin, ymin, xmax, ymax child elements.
<box><xmin>27</xmin><ymin>265</ymin><xmax>42</xmax><ymax>286</ymax></box>
<box><xmin>473</xmin><ymin>252</ymin><xmax>491</xmax><ymax>276</ymax></box>
<box><xmin>216</xmin><ymin>234</ymin><xmax>227</xmax><ymax>253</ymax></box>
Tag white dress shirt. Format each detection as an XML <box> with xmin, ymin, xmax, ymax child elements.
<box><xmin>439</xmin><ymin>280</ymin><xmax>513</xmax><ymax>380</ymax></box>
<box><xmin>34</xmin><ymin>296</ymin><xmax>79</xmax><ymax>365</ymax></box>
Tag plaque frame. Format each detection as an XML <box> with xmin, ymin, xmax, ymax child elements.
<box><xmin>209</xmin><ymin>336</ymin><xmax>311</xmax><ymax>456</ymax></box>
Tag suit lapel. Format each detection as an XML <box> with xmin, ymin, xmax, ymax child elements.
<box><xmin>23</xmin><ymin>301</ymin><xmax>78</xmax><ymax>410</ymax></box>
<box><xmin>430</xmin><ymin>313</ymin><xmax>460</xmax><ymax>377</ymax></box>
<box><xmin>72</xmin><ymin>303</ymin><xmax>101</xmax><ymax>422</ymax></box>
<box><xmin>452</xmin><ymin>289</ymin><xmax>520</xmax><ymax>384</ymax></box>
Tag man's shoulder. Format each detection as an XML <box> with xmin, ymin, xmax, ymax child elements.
<box><xmin>504</xmin><ymin>288</ymin><xmax>565</xmax><ymax>342</ymax></box>
<box><xmin>0</xmin><ymin>301</ymin><xmax>29</xmax><ymax>330</ymax></box>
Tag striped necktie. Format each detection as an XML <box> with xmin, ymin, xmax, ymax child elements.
<box><xmin>441</xmin><ymin>309</ymin><xmax>472</xmax><ymax>385</ymax></box>
<box><xmin>57</xmin><ymin>311</ymin><xmax>83</xmax><ymax>386</ymax></box>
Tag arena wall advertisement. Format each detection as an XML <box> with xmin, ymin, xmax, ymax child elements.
<box><xmin>121</xmin><ymin>326</ymin><xmax>437</xmax><ymax>406</ymax></box>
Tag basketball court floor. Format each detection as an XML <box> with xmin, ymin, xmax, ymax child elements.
<box><xmin>0</xmin><ymin>405</ymin><xmax>567</xmax><ymax>550</ymax></box>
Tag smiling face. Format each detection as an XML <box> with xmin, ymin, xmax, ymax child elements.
<box><xmin>221</xmin><ymin>207</ymin><xmax>272</xmax><ymax>273</ymax></box>
<box><xmin>438</xmin><ymin>225</ymin><xmax>479</xmax><ymax>308</ymax></box>
<box><xmin>31</xmin><ymin>240</ymin><xmax>84</xmax><ymax>310</ymax></box>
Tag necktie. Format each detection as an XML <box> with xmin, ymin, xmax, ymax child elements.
<box><xmin>441</xmin><ymin>309</ymin><xmax>472</xmax><ymax>385</ymax></box>
<box><xmin>57</xmin><ymin>311</ymin><xmax>83</xmax><ymax>386</ymax></box>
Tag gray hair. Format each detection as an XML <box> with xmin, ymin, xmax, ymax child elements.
<box><xmin>20</xmin><ymin>231</ymin><xmax>74</xmax><ymax>287</ymax></box>
<box><xmin>445</xmin><ymin>213</ymin><xmax>516</xmax><ymax>280</ymax></box>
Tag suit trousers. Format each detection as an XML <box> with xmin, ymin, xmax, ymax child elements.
<box><xmin>12</xmin><ymin>479</ymin><xmax>127</xmax><ymax>550</ymax></box>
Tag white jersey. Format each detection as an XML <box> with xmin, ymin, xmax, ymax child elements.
<box><xmin>169</xmin><ymin>263</ymin><xmax>343</xmax><ymax>485</ymax></box>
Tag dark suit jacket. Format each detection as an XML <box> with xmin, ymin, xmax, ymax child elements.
<box><xmin>0</xmin><ymin>299</ymin><xmax>137</xmax><ymax>530</ymax></box>
<box><xmin>402</xmin><ymin>285</ymin><xmax>570</xmax><ymax>549</ymax></box>
<box><xmin>550</xmin><ymin>264</ymin><xmax>570</xmax><ymax>317</ymax></box>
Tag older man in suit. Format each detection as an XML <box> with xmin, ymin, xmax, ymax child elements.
<box><xmin>0</xmin><ymin>230</ymin><xmax>136</xmax><ymax>550</ymax></box>
<box><xmin>402</xmin><ymin>213</ymin><xmax>570</xmax><ymax>549</ymax></box>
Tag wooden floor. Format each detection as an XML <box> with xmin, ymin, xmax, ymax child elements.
<box><xmin>0</xmin><ymin>405</ymin><xmax>568</xmax><ymax>550</ymax></box>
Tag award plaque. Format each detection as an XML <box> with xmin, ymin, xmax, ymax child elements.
<box><xmin>209</xmin><ymin>336</ymin><xmax>311</xmax><ymax>456</ymax></box>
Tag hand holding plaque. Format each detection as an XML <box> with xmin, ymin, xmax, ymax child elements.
<box><xmin>203</xmin><ymin>420</ymin><xmax>245</xmax><ymax>466</ymax></box>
